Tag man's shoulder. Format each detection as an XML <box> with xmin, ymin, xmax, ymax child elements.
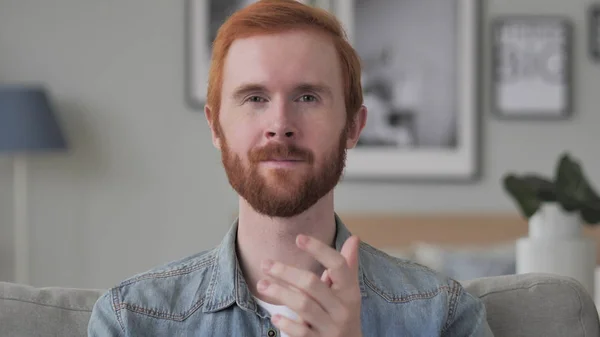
<box><xmin>118</xmin><ymin>248</ymin><xmax>217</xmax><ymax>287</ymax></box>
<box><xmin>358</xmin><ymin>242</ymin><xmax>492</xmax><ymax>335</ymax></box>
<box><xmin>358</xmin><ymin>241</ymin><xmax>461</xmax><ymax>300</ymax></box>
<box><xmin>99</xmin><ymin>247</ymin><xmax>218</xmax><ymax>318</ymax></box>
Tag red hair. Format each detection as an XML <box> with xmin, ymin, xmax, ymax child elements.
<box><xmin>206</xmin><ymin>0</ymin><xmax>363</xmax><ymax>125</ymax></box>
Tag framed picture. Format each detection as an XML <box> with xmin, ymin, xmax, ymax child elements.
<box><xmin>491</xmin><ymin>16</ymin><xmax>572</xmax><ymax>119</ymax></box>
<box><xmin>332</xmin><ymin>0</ymin><xmax>480</xmax><ymax>180</ymax></box>
<box><xmin>590</xmin><ymin>4</ymin><xmax>600</xmax><ymax>62</ymax></box>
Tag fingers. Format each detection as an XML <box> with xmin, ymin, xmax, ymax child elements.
<box><xmin>260</xmin><ymin>236</ymin><xmax>363</xmax><ymax>337</ymax></box>
<box><xmin>262</xmin><ymin>259</ymin><xmax>343</xmax><ymax>314</ymax></box>
<box><xmin>271</xmin><ymin>314</ymin><xmax>316</xmax><ymax>337</ymax></box>
<box><xmin>340</xmin><ymin>236</ymin><xmax>360</xmax><ymax>275</ymax></box>
<box><xmin>257</xmin><ymin>279</ymin><xmax>332</xmax><ymax>332</ymax></box>
<box><xmin>320</xmin><ymin>270</ymin><xmax>332</xmax><ymax>287</ymax></box>
<box><xmin>296</xmin><ymin>234</ymin><xmax>360</xmax><ymax>289</ymax></box>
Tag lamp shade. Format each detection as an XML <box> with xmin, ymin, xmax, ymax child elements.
<box><xmin>0</xmin><ymin>86</ymin><xmax>67</xmax><ymax>153</ymax></box>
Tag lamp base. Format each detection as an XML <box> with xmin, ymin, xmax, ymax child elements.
<box><xmin>13</xmin><ymin>155</ymin><xmax>29</xmax><ymax>285</ymax></box>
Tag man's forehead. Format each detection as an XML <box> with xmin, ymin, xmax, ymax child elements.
<box><xmin>221</xmin><ymin>29</ymin><xmax>342</xmax><ymax>92</ymax></box>
<box><xmin>228</xmin><ymin>28</ymin><xmax>335</xmax><ymax>53</ymax></box>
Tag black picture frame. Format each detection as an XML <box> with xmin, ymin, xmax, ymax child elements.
<box><xmin>491</xmin><ymin>16</ymin><xmax>572</xmax><ymax>120</ymax></box>
<box><xmin>590</xmin><ymin>4</ymin><xmax>600</xmax><ymax>62</ymax></box>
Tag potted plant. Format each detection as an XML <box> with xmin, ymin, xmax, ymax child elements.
<box><xmin>502</xmin><ymin>152</ymin><xmax>599</xmax><ymax>295</ymax></box>
<box><xmin>503</xmin><ymin>152</ymin><xmax>600</xmax><ymax>226</ymax></box>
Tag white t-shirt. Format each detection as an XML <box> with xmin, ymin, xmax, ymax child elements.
<box><xmin>254</xmin><ymin>297</ymin><xmax>300</xmax><ymax>337</ymax></box>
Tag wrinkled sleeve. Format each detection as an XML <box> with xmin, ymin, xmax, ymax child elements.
<box><xmin>442</xmin><ymin>280</ymin><xmax>494</xmax><ymax>337</ymax></box>
<box><xmin>88</xmin><ymin>290</ymin><xmax>125</xmax><ymax>337</ymax></box>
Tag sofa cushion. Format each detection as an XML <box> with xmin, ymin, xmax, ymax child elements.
<box><xmin>463</xmin><ymin>273</ymin><xmax>600</xmax><ymax>337</ymax></box>
<box><xmin>0</xmin><ymin>282</ymin><xmax>104</xmax><ymax>337</ymax></box>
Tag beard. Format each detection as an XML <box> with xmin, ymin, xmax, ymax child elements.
<box><xmin>219</xmin><ymin>126</ymin><xmax>348</xmax><ymax>218</ymax></box>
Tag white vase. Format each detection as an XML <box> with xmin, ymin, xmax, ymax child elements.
<box><xmin>516</xmin><ymin>202</ymin><xmax>596</xmax><ymax>297</ymax></box>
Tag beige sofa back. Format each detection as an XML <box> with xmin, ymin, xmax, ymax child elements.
<box><xmin>1</xmin><ymin>273</ymin><xmax>599</xmax><ymax>337</ymax></box>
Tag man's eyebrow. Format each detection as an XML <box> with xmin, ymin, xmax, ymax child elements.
<box><xmin>294</xmin><ymin>83</ymin><xmax>333</xmax><ymax>97</ymax></box>
<box><xmin>231</xmin><ymin>84</ymin><xmax>268</xmax><ymax>100</ymax></box>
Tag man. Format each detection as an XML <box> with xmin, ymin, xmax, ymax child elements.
<box><xmin>88</xmin><ymin>1</ymin><xmax>494</xmax><ymax>336</ymax></box>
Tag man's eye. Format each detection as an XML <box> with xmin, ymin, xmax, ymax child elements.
<box><xmin>298</xmin><ymin>95</ymin><xmax>317</xmax><ymax>102</ymax></box>
<box><xmin>246</xmin><ymin>96</ymin><xmax>266</xmax><ymax>103</ymax></box>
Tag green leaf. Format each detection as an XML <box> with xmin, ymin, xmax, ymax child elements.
<box><xmin>581</xmin><ymin>206</ymin><xmax>600</xmax><ymax>224</ymax></box>
<box><xmin>503</xmin><ymin>174</ymin><xmax>544</xmax><ymax>218</ymax></box>
<box><xmin>580</xmin><ymin>196</ymin><xmax>600</xmax><ymax>225</ymax></box>
<box><xmin>521</xmin><ymin>174</ymin><xmax>557</xmax><ymax>202</ymax></box>
<box><xmin>555</xmin><ymin>153</ymin><xmax>600</xmax><ymax>214</ymax></box>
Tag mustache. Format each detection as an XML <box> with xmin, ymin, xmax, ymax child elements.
<box><xmin>249</xmin><ymin>142</ymin><xmax>314</xmax><ymax>164</ymax></box>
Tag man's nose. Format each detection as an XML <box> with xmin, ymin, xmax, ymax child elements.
<box><xmin>264</xmin><ymin>101</ymin><xmax>298</xmax><ymax>140</ymax></box>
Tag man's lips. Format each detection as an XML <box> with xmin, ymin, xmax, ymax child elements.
<box><xmin>263</xmin><ymin>158</ymin><xmax>304</xmax><ymax>162</ymax></box>
<box><xmin>260</xmin><ymin>158</ymin><xmax>306</xmax><ymax>167</ymax></box>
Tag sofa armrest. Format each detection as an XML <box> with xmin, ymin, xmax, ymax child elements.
<box><xmin>463</xmin><ymin>273</ymin><xmax>600</xmax><ymax>337</ymax></box>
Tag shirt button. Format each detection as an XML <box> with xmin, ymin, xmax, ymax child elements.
<box><xmin>267</xmin><ymin>329</ymin><xmax>277</xmax><ymax>337</ymax></box>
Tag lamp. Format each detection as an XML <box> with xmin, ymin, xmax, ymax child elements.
<box><xmin>0</xmin><ymin>85</ymin><xmax>68</xmax><ymax>284</ymax></box>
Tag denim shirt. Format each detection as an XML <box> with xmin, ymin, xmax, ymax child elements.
<box><xmin>88</xmin><ymin>215</ymin><xmax>494</xmax><ymax>336</ymax></box>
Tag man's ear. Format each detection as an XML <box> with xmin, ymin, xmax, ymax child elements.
<box><xmin>204</xmin><ymin>104</ymin><xmax>222</xmax><ymax>150</ymax></box>
<box><xmin>345</xmin><ymin>105</ymin><xmax>367</xmax><ymax>149</ymax></box>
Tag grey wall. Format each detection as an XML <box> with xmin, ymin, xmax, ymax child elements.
<box><xmin>0</xmin><ymin>0</ymin><xmax>599</xmax><ymax>289</ymax></box>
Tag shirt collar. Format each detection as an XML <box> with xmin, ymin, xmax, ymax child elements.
<box><xmin>202</xmin><ymin>213</ymin><xmax>367</xmax><ymax>313</ymax></box>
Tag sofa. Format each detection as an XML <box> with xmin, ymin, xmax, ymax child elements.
<box><xmin>1</xmin><ymin>273</ymin><xmax>599</xmax><ymax>337</ymax></box>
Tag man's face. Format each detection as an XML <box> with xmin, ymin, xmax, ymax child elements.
<box><xmin>207</xmin><ymin>29</ymin><xmax>363</xmax><ymax>218</ymax></box>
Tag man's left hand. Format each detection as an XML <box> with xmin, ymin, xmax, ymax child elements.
<box><xmin>257</xmin><ymin>234</ymin><xmax>363</xmax><ymax>337</ymax></box>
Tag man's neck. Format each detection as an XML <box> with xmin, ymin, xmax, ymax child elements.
<box><xmin>235</xmin><ymin>192</ymin><xmax>337</xmax><ymax>305</ymax></box>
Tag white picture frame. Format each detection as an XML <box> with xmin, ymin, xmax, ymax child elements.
<box><xmin>332</xmin><ymin>0</ymin><xmax>480</xmax><ymax>181</ymax></box>
<box><xmin>187</xmin><ymin>0</ymin><xmax>480</xmax><ymax>181</ymax></box>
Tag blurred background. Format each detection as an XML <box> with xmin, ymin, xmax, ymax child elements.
<box><xmin>0</xmin><ymin>0</ymin><xmax>599</xmax><ymax>292</ymax></box>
